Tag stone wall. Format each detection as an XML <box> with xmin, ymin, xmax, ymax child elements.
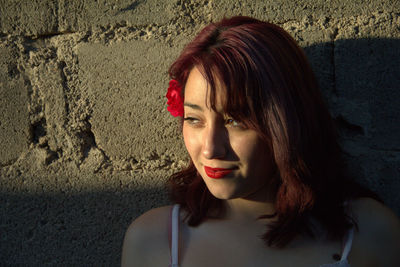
<box><xmin>0</xmin><ymin>0</ymin><xmax>399</xmax><ymax>266</ymax></box>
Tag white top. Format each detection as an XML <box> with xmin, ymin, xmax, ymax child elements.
<box><xmin>169</xmin><ymin>204</ymin><xmax>353</xmax><ymax>267</ymax></box>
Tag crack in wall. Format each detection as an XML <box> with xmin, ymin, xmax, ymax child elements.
<box><xmin>58</xmin><ymin>60</ymin><xmax>71</xmax><ymax>114</ymax></box>
<box><xmin>116</xmin><ymin>0</ymin><xmax>145</xmax><ymax>14</ymax></box>
<box><xmin>335</xmin><ymin>115</ymin><xmax>365</xmax><ymax>137</ymax></box>
<box><xmin>30</xmin><ymin>118</ymin><xmax>46</xmax><ymax>145</ymax></box>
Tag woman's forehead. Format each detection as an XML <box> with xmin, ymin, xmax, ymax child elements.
<box><xmin>184</xmin><ymin>66</ymin><xmax>228</xmax><ymax>107</ymax></box>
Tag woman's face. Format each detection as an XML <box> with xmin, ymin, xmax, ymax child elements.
<box><xmin>182</xmin><ymin>66</ymin><xmax>275</xmax><ymax>201</ymax></box>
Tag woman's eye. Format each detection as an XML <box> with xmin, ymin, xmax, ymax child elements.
<box><xmin>183</xmin><ymin>117</ymin><xmax>200</xmax><ymax>125</ymax></box>
<box><xmin>226</xmin><ymin>118</ymin><xmax>245</xmax><ymax>128</ymax></box>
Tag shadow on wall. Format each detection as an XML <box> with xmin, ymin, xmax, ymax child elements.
<box><xmin>0</xmin><ymin>188</ymin><xmax>170</xmax><ymax>266</ymax></box>
<box><xmin>0</xmin><ymin>38</ymin><xmax>399</xmax><ymax>266</ymax></box>
<box><xmin>304</xmin><ymin>38</ymin><xmax>400</xmax><ymax>210</ymax></box>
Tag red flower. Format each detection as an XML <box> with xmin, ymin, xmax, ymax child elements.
<box><xmin>166</xmin><ymin>79</ymin><xmax>184</xmax><ymax>117</ymax></box>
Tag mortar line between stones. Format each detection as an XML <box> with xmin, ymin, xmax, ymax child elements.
<box><xmin>31</xmin><ymin>31</ymin><xmax>77</xmax><ymax>40</ymax></box>
<box><xmin>331</xmin><ymin>27</ymin><xmax>339</xmax><ymax>96</ymax></box>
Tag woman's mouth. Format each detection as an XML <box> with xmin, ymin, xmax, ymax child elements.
<box><xmin>204</xmin><ymin>166</ymin><xmax>235</xmax><ymax>179</ymax></box>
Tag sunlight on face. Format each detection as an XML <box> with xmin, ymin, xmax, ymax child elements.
<box><xmin>182</xmin><ymin>66</ymin><xmax>275</xmax><ymax>201</ymax></box>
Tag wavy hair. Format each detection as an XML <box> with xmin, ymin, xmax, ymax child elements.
<box><xmin>168</xmin><ymin>16</ymin><xmax>376</xmax><ymax>247</ymax></box>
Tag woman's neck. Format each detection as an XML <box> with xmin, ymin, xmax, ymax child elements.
<box><xmin>223</xmin><ymin>176</ymin><xmax>278</xmax><ymax>222</ymax></box>
<box><xmin>224</xmin><ymin>197</ymin><xmax>276</xmax><ymax>222</ymax></box>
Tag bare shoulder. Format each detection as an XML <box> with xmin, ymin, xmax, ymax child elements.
<box><xmin>125</xmin><ymin>205</ymin><xmax>172</xmax><ymax>234</ymax></box>
<box><xmin>351</xmin><ymin>197</ymin><xmax>400</xmax><ymax>266</ymax></box>
<box><xmin>351</xmin><ymin>197</ymin><xmax>400</xmax><ymax>232</ymax></box>
<box><xmin>121</xmin><ymin>205</ymin><xmax>173</xmax><ymax>267</ymax></box>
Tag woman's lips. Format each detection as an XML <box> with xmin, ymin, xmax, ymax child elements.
<box><xmin>204</xmin><ymin>166</ymin><xmax>235</xmax><ymax>179</ymax></box>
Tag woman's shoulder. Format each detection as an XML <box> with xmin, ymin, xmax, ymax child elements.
<box><xmin>121</xmin><ymin>205</ymin><xmax>174</xmax><ymax>266</ymax></box>
<box><xmin>350</xmin><ymin>197</ymin><xmax>400</xmax><ymax>266</ymax></box>
<box><xmin>351</xmin><ymin>197</ymin><xmax>400</xmax><ymax>232</ymax></box>
<box><xmin>126</xmin><ymin>205</ymin><xmax>173</xmax><ymax>232</ymax></box>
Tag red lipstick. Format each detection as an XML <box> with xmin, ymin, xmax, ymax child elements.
<box><xmin>204</xmin><ymin>166</ymin><xmax>234</xmax><ymax>179</ymax></box>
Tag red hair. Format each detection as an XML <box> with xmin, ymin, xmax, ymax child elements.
<box><xmin>168</xmin><ymin>16</ymin><xmax>377</xmax><ymax>247</ymax></box>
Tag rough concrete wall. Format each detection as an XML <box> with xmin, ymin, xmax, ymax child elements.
<box><xmin>0</xmin><ymin>0</ymin><xmax>399</xmax><ymax>265</ymax></box>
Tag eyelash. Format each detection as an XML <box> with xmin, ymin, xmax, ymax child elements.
<box><xmin>183</xmin><ymin>117</ymin><xmax>199</xmax><ymax>124</ymax></box>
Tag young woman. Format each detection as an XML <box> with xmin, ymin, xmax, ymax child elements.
<box><xmin>122</xmin><ymin>16</ymin><xmax>400</xmax><ymax>267</ymax></box>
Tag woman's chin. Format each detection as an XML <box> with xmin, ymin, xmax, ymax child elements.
<box><xmin>208</xmin><ymin>188</ymin><xmax>239</xmax><ymax>200</ymax></box>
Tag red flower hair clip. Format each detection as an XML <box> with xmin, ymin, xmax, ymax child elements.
<box><xmin>166</xmin><ymin>79</ymin><xmax>184</xmax><ymax>117</ymax></box>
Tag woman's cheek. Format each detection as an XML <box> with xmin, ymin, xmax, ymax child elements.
<box><xmin>183</xmin><ymin>127</ymin><xmax>199</xmax><ymax>158</ymax></box>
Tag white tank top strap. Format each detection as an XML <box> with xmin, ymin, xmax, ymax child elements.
<box><xmin>319</xmin><ymin>226</ymin><xmax>354</xmax><ymax>267</ymax></box>
<box><xmin>169</xmin><ymin>204</ymin><xmax>180</xmax><ymax>267</ymax></box>
<box><xmin>340</xmin><ymin>226</ymin><xmax>354</xmax><ymax>261</ymax></box>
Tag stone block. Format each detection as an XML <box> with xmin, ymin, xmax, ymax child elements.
<box><xmin>77</xmin><ymin>39</ymin><xmax>186</xmax><ymax>161</ymax></box>
<box><xmin>58</xmin><ymin>0</ymin><xmax>174</xmax><ymax>32</ymax></box>
<box><xmin>335</xmin><ymin>38</ymin><xmax>400</xmax><ymax>150</ymax></box>
<box><xmin>32</xmin><ymin>60</ymin><xmax>68</xmax><ymax>153</ymax></box>
<box><xmin>343</xmin><ymin>148</ymin><xmax>400</xmax><ymax>215</ymax></box>
<box><xmin>0</xmin><ymin>0</ymin><xmax>175</xmax><ymax>36</ymax></box>
<box><xmin>209</xmin><ymin>0</ymin><xmax>399</xmax><ymax>23</ymax></box>
<box><xmin>0</xmin><ymin>0</ymin><xmax>58</xmax><ymax>36</ymax></box>
<box><xmin>0</xmin><ymin>45</ymin><xmax>30</xmax><ymax>165</ymax></box>
<box><xmin>280</xmin><ymin>19</ymin><xmax>336</xmax><ymax>100</ymax></box>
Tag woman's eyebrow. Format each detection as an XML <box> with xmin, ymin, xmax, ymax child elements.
<box><xmin>184</xmin><ymin>102</ymin><xmax>203</xmax><ymax>111</ymax></box>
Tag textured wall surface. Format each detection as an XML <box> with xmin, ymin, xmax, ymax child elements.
<box><xmin>0</xmin><ymin>0</ymin><xmax>399</xmax><ymax>266</ymax></box>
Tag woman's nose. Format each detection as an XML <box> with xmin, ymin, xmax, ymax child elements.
<box><xmin>202</xmin><ymin>125</ymin><xmax>227</xmax><ymax>159</ymax></box>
